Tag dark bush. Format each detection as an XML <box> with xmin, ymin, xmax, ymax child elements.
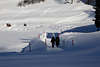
<box><xmin>6</xmin><ymin>23</ymin><xmax>11</xmax><ymax>27</ymax></box>
<box><xmin>24</xmin><ymin>23</ymin><xmax>27</xmax><ymax>26</ymax></box>
<box><xmin>18</xmin><ymin>0</ymin><xmax>45</xmax><ymax>7</ymax></box>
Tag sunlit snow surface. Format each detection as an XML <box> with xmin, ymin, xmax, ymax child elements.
<box><xmin>0</xmin><ymin>0</ymin><xmax>99</xmax><ymax>67</ymax></box>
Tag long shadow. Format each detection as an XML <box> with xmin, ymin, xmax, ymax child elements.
<box><xmin>84</xmin><ymin>11</ymin><xmax>95</xmax><ymax>18</ymax></box>
<box><xmin>61</xmin><ymin>25</ymin><xmax>97</xmax><ymax>34</ymax></box>
<box><xmin>0</xmin><ymin>52</ymin><xmax>18</xmax><ymax>56</ymax></box>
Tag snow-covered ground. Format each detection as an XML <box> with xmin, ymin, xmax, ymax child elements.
<box><xmin>0</xmin><ymin>0</ymin><xmax>99</xmax><ymax>67</ymax></box>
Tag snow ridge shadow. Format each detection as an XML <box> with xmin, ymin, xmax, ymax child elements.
<box><xmin>61</xmin><ymin>24</ymin><xmax>97</xmax><ymax>34</ymax></box>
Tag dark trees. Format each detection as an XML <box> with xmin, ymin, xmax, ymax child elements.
<box><xmin>18</xmin><ymin>0</ymin><xmax>45</xmax><ymax>7</ymax></box>
<box><xmin>94</xmin><ymin>0</ymin><xmax>100</xmax><ymax>31</ymax></box>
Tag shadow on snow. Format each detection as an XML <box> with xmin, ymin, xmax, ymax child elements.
<box><xmin>61</xmin><ymin>24</ymin><xmax>97</xmax><ymax>34</ymax></box>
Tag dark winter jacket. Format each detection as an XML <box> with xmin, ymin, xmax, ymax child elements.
<box><xmin>51</xmin><ymin>37</ymin><xmax>55</xmax><ymax>44</ymax></box>
<box><xmin>55</xmin><ymin>37</ymin><xmax>60</xmax><ymax>45</ymax></box>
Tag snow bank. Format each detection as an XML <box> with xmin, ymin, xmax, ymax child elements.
<box><xmin>21</xmin><ymin>38</ymin><xmax>46</xmax><ymax>54</ymax></box>
<box><xmin>60</xmin><ymin>31</ymin><xmax>100</xmax><ymax>56</ymax></box>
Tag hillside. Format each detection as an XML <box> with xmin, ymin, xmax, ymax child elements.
<box><xmin>0</xmin><ymin>0</ymin><xmax>99</xmax><ymax>67</ymax></box>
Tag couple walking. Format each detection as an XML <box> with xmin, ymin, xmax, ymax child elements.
<box><xmin>51</xmin><ymin>36</ymin><xmax>60</xmax><ymax>48</ymax></box>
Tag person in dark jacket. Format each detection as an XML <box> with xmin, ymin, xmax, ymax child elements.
<box><xmin>55</xmin><ymin>36</ymin><xmax>60</xmax><ymax>48</ymax></box>
<box><xmin>51</xmin><ymin>36</ymin><xmax>55</xmax><ymax>48</ymax></box>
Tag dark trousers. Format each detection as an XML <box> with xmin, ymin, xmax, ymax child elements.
<box><xmin>56</xmin><ymin>43</ymin><xmax>59</xmax><ymax>47</ymax></box>
<box><xmin>52</xmin><ymin>43</ymin><xmax>54</xmax><ymax>48</ymax></box>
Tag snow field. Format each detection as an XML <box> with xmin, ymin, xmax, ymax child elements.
<box><xmin>0</xmin><ymin>0</ymin><xmax>97</xmax><ymax>55</ymax></box>
<box><xmin>0</xmin><ymin>0</ymin><xmax>100</xmax><ymax>67</ymax></box>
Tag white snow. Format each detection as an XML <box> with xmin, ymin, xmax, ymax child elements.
<box><xmin>0</xmin><ymin>0</ymin><xmax>99</xmax><ymax>67</ymax></box>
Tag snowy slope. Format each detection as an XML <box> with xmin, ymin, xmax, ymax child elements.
<box><xmin>0</xmin><ymin>0</ymin><xmax>100</xmax><ymax>67</ymax></box>
<box><xmin>0</xmin><ymin>0</ymin><xmax>94</xmax><ymax>52</ymax></box>
<box><xmin>0</xmin><ymin>0</ymin><xmax>95</xmax><ymax>53</ymax></box>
